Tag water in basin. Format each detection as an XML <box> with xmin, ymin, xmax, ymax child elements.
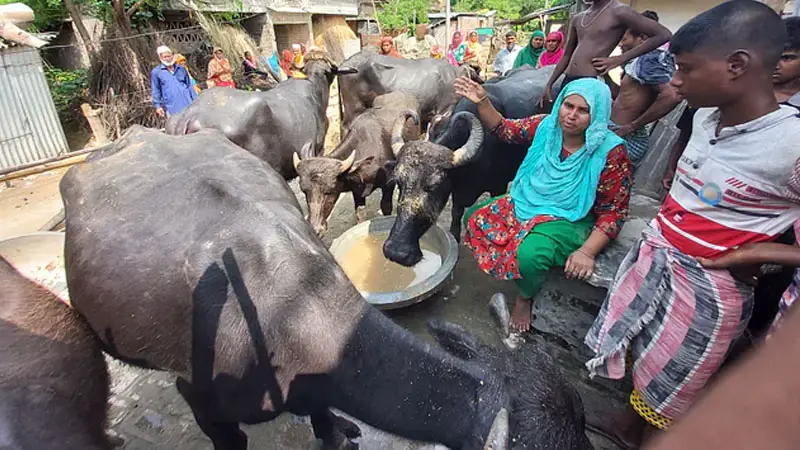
<box><xmin>336</xmin><ymin>232</ymin><xmax>442</xmax><ymax>294</ymax></box>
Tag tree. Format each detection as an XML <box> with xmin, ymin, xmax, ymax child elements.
<box><xmin>377</xmin><ymin>0</ymin><xmax>430</xmax><ymax>34</ymax></box>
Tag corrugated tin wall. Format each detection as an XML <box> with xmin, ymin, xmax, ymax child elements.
<box><xmin>0</xmin><ymin>46</ymin><xmax>69</xmax><ymax>170</ymax></box>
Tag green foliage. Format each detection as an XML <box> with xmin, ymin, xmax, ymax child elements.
<box><xmin>453</xmin><ymin>0</ymin><xmax>570</xmax><ymax>21</ymax></box>
<box><xmin>0</xmin><ymin>0</ymin><xmax>67</xmax><ymax>31</ymax></box>
<box><xmin>377</xmin><ymin>0</ymin><xmax>430</xmax><ymax>33</ymax></box>
<box><xmin>79</xmin><ymin>0</ymin><xmax>163</xmax><ymax>29</ymax></box>
<box><xmin>45</xmin><ymin>67</ymin><xmax>88</xmax><ymax>125</ymax></box>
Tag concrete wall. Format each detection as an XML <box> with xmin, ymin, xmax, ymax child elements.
<box><xmin>622</xmin><ymin>0</ymin><xmax>726</xmax><ymax>32</ymax></box>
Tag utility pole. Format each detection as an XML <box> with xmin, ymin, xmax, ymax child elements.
<box><xmin>445</xmin><ymin>0</ymin><xmax>451</xmax><ymax>48</ymax></box>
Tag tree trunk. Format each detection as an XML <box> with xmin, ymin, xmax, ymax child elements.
<box><xmin>63</xmin><ymin>0</ymin><xmax>96</xmax><ymax>57</ymax></box>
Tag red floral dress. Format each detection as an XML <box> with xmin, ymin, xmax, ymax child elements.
<box><xmin>465</xmin><ymin>116</ymin><xmax>632</xmax><ymax>280</ymax></box>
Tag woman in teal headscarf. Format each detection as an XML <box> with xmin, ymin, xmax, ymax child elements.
<box><xmin>453</xmin><ymin>77</ymin><xmax>632</xmax><ymax>332</ymax></box>
<box><xmin>513</xmin><ymin>30</ymin><xmax>546</xmax><ymax>69</ymax></box>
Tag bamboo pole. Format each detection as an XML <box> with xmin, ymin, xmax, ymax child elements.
<box><xmin>0</xmin><ymin>142</ymin><xmax>113</xmax><ymax>183</ymax></box>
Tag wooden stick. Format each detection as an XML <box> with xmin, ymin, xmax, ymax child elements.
<box><xmin>0</xmin><ymin>153</ymin><xmax>90</xmax><ymax>183</ymax></box>
<box><xmin>0</xmin><ymin>142</ymin><xmax>112</xmax><ymax>179</ymax></box>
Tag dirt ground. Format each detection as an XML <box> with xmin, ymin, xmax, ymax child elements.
<box><xmin>0</xmin><ymin>168</ymin><xmax>68</xmax><ymax>241</ymax></box>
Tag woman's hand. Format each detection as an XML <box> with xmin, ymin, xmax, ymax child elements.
<box><xmin>565</xmin><ymin>249</ymin><xmax>595</xmax><ymax>281</ymax></box>
<box><xmin>454</xmin><ymin>76</ymin><xmax>487</xmax><ymax>104</ymax></box>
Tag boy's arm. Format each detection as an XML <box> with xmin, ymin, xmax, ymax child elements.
<box><xmin>543</xmin><ymin>20</ymin><xmax>578</xmax><ymax>102</ymax></box>
<box><xmin>699</xmin><ymin>243</ymin><xmax>800</xmax><ymax>269</ymax></box>
<box><xmin>592</xmin><ymin>7</ymin><xmax>672</xmax><ymax>74</ymax></box>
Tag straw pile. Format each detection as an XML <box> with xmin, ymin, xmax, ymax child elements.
<box><xmin>313</xmin><ymin>15</ymin><xmax>358</xmax><ymax>64</ymax></box>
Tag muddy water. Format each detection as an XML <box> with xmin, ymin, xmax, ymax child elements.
<box><xmin>337</xmin><ymin>233</ymin><xmax>442</xmax><ymax>294</ymax></box>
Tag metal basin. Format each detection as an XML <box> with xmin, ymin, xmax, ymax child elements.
<box><xmin>0</xmin><ymin>231</ymin><xmax>69</xmax><ymax>302</ymax></box>
<box><xmin>329</xmin><ymin>216</ymin><xmax>458</xmax><ymax>310</ymax></box>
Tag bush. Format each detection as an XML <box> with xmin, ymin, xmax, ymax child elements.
<box><xmin>45</xmin><ymin>67</ymin><xmax>89</xmax><ymax>126</ymax></box>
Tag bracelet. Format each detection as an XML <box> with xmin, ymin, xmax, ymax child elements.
<box><xmin>576</xmin><ymin>248</ymin><xmax>595</xmax><ymax>260</ymax></box>
<box><xmin>476</xmin><ymin>95</ymin><xmax>488</xmax><ymax>104</ymax></box>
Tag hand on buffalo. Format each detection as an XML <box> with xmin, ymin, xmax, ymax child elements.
<box><xmin>155</xmin><ymin>107</ymin><xmax>165</xmax><ymax>118</ymax></box>
<box><xmin>454</xmin><ymin>76</ymin><xmax>487</xmax><ymax>104</ymax></box>
<box><xmin>565</xmin><ymin>249</ymin><xmax>595</xmax><ymax>281</ymax></box>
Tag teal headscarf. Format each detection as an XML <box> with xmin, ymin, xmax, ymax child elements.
<box><xmin>510</xmin><ymin>78</ymin><xmax>624</xmax><ymax>222</ymax></box>
<box><xmin>513</xmin><ymin>30</ymin><xmax>545</xmax><ymax>69</ymax></box>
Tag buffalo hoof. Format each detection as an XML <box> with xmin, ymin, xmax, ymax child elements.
<box><xmin>331</xmin><ymin>414</ymin><xmax>362</xmax><ymax>439</ymax></box>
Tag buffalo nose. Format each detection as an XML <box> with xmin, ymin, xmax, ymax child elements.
<box><xmin>313</xmin><ymin>224</ymin><xmax>328</xmax><ymax>237</ymax></box>
<box><xmin>383</xmin><ymin>238</ymin><xmax>423</xmax><ymax>267</ymax></box>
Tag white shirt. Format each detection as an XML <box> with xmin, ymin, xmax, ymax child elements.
<box><xmin>493</xmin><ymin>44</ymin><xmax>522</xmax><ymax>75</ymax></box>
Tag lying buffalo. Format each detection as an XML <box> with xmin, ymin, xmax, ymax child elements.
<box><xmin>62</xmin><ymin>126</ymin><xmax>516</xmax><ymax>450</ymax></box>
<box><xmin>429</xmin><ymin>310</ymin><xmax>592</xmax><ymax>450</ymax></box>
<box><xmin>384</xmin><ymin>66</ymin><xmax>560</xmax><ymax>266</ymax></box>
<box><xmin>166</xmin><ymin>49</ymin><xmax>357</xmax><ymax>180</ymax></box>
<box><xmin>294</xmin><ymin>91</ymin><xmax>421</xmax><ymax>235</ymax></box>
<box><xmin>1</xmin><ymin>257</ymin><xmax>111</xmax><ymax>450</ymax></box>
<box><xmin>338</xmin><ymin>51</ymin><xmax>463</xmax><ymax>131</ymax></box>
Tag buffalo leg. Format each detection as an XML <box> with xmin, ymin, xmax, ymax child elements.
<box><xmin>353</xmin><ymin>195</ymin><xmax>367</xmax><ymax>223</ymax></box>
<box><xmin>380</xmin><ymin>183</ymin><xmax>395</xmax><ymax>216</ymax></box>
<box><xmin>310</xmin><ymin>410</ymin><xmax>361</xmax><ymax>450</ymax></box>
<box><xmin>176</xmin><ymin>378</ymin><xmax>247</xmax><ymax>450</ymax></box>
<box><xmin>450</xmin><ymin>203</ymin><xmax>465</xmax><ymax>243</ymax></box>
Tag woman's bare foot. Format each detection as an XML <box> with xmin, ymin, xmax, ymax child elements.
<box><xmin>510</xmin><ymin>296</ymin><xmax>533</xmax><ymax>332</ymax></box>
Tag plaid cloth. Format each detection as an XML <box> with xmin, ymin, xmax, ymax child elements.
<box><xmin>585</xmin><ymin>224</ymin><xmax>754</xmax><ymax>420</ymax></box>
<box><xmin>610</xmin><ymin>121</ymin><xmax>650</xmax><ymax>167</ymax></box>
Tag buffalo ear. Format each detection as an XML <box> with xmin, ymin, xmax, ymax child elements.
<box><xmin>427</xmin><ymin>319</ymin><xmax>481</xmax><ymax>360</ymax></box>
<box><xmin>348</xmin><ymin>155</ymin><xmax>375</xmax><ymax>174</ymax></box>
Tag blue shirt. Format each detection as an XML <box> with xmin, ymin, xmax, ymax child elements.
<box><xmin>150</xmin><ymin>64</ymin><xmax>197</xmax><ymax>116</ymax></box>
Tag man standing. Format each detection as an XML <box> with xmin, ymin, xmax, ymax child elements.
<box><xmin>607</xmin><ymin>10</ymin><xmax>682</xmax><ymax>167</ymax></box>
<box><xmin>404</xmin><ymin>24</ymin><xmax>438</xmax><ymax>60</ymax></box>
<box><xmin>774</xmin><ymin>16</ymin><xmax>800</xmax><ymax>109</ymax></box>
<box><xmin>585</xmin><ymin>2</ymin><xmax>800</xmax><ymax>448</ymax></box>
<box><xmin>543</xmin><ymin>0</ymin><xmax>671</xmax><ymax>102</ymax></box>
<box><xmin>492</xmin><ymin>31</ymin><xmax>522</xmax><ymax>76</ymax></box>
<box><xmin>150</xmin><ymin>45</ymin><xmax>197</xmax><ymax>118</ymax></box>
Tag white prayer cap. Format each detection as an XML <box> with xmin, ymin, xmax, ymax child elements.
<box><xmin>291</xmin><ymin>44</ymin><xmax>301</xmax><ymax>51</ymax></box>
<box><xmin>156</xmin><ymin>45</ymin><xmax>172</xmax><ymax>56</ymax></box>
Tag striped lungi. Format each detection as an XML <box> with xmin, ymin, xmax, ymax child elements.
<box><xmin>585</xmin><ymin>224</ymin><xmax>754</xmax><ymax>420</ymax></box>
<box><xmin>610</xmin><ymin>122</ymin><xmax>650</xmax><ymax>167</ymax></box>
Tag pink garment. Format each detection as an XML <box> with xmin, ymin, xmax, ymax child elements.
<box><xmin>538</xmin><ymin>31</ymin><xmax>565</xmax><ymax>67</ymax></box>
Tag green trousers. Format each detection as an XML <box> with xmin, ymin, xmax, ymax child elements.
<box><xmin>464</xmin><ymin>196</ymin><xmax>595</xmax><ymax>298</ymax></box>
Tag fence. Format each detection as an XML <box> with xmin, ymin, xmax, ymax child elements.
<box><xmin>0</xmin><ymin>46</ymin><xmax>69</xmax><ymax>170</ymax></box>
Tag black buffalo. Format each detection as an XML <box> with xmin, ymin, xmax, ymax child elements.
<box><xmin>294</xmin><ymin>91</ymin><xmax>421</xmax><ymax>235</ymax></box>
<box><xmin>1</xmin><ymin>257</ymin><xmax>110</xmax><ymax>450</ymax></box>
<box><xmin>166</xmin><ymin>50</ymin><xmax>357</xmax><ymax>180</ymax></box>
<box><xmin>384</xmin><ymin>66</ymin><xmax>560</xmax><ymax>266</ymax></box>
<box><xmin>338</xmin><ymin>51</ymin><xmax>464</xmax><ymax>132</ymax></box>
<box><xmin>61</xmin><ymin>126</ymin><xmax>516</xmax><ymax>450</ymax></box>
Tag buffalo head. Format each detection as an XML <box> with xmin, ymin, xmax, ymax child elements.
<box><xmin>302</xmin><ymin>49</ymin><xmax>358</xmax><ymax>84</ymax></box>
<box><xmin>383</xmin><ymin>111</ymin><xmax>484</xmax><ymax>266</ymax></box>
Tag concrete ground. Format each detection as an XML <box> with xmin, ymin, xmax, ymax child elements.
<box><xmin>0</xmin><ymin>168</ymin><xmax>68</xmax><ymax>240</ymax></box>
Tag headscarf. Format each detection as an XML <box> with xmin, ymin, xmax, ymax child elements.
<box><xmin>280</xmin><ymin>50</ymin><xmax>293</xmax><ymax>76</ymax></box>
<box><xmin>538</xmin><ymin>31</ymin><xmax>565</xmax><ymax>67</ymax></box>
<box><xmin>510</xmin><ymin>79</ymin><xmax>624</xmax><ymax>222</ymax></box>
<box><xmin>208</xmin><ymin>48</ymin><xmax>234</xmax><ymax>86</ymax></box>
<box><xmin>379</xmin><ymin>36</ymin><xmax>403</xmax><ymax>58</ymax></box>
<box><xmin>447</xmin><ymin>31</ymin><xmax>465</xmax><ymax>66</ymax></box>
<box><xmin>464</xmin><ymin>31</ymin><xmax>481</xmax><ymax>62</ymax></box>
<box><xmin>175</xmin><ymin>53</ymin><xmax>201</xmax><ymax>94</ymax></box>
<box><xmin>513</xmin><ymin>30</ymin><xmax>545</xmax><ymax>69</ymax></box>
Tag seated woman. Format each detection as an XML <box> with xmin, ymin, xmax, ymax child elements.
<box><xmin>454</xmin><ymin>77</ymin><xmax>632</xmax><ymax>332</ymax></box>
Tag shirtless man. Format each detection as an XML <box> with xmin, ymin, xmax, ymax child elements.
<box><xmin>607</xmin><ymin>10</ymin><xmax>682</xmax><ymax>167</ymax></box>
<box><xmin>543</xmin><ymin>0</ymin><xmax>671</xmax><ymax>102</ymax></box>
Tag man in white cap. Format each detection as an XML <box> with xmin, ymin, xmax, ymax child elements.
<box><xmin>150</xmin><ymin>45</ymin><xmax>197</xmax><ymax>118</ymax></box>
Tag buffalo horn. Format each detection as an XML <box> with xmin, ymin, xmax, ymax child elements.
<box><xmin>293</xmin><ymin>152</ymin><xmax>302</xmax><ymax>170</ymax></box>
<box><xmin>300</xmin><ymin>142</ymin><xmax>314</xmax><ymax>159</ymax></box>
<box><xmin>451</xmin><ymin>112</ymin><xmax>485</xmax><ymax>167</ymax></box>
<box><xmin>391</xmin><ymin>110</ymin><xmax>420</xmax><ymax>156</ymax></box>
<box><xmin>340</xmin><ymin>151</ymin><xmax>356</xmax><ymax>174</ymax></box>
<box><xmin>483</xmin><ymin>408</ymin><xmax>509</xmax><ymax>450</ymax></box>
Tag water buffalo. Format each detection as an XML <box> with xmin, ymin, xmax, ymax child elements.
<box><xmin>384</xmin><ymin>66</ymin><xmax>560</xmax><ymax>266</ymax></box>
<box><xmin>0</xmin><ymin>257</ymin><xmax>111</xmax><ymax>450</ymax></box>
<box><xmin>428</xmin><ymin>310</ymin><xmax>593</xmax><ymax>450</ymax></box>
<box><xmin>165</xmin><ymin>49</ymin><xmax>357</xmax><ymax>180</ymax></box>
<box><xmin>61</xmin><ymin>126</ymin><xmax>515</xmax><ymax>450</ymax></box>
<box><xmin>294</xmin><ymin>91</ymin><xmax>421</xmax><ymax>235</ymax></box>
<box><xmin>338</xmin><ymin>51</ymin><xmax>463</xmax><ymax>132</ymax></box>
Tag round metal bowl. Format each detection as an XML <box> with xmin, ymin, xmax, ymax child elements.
<box><xmin>0</xmin><ymin>231</ymin><xmax>69</xmax><ymax>302</ymax></box>
<box><xmin>329</xmin><ymin>216</ymin><xmax>458</xmax><ymax>310</ymax></box>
